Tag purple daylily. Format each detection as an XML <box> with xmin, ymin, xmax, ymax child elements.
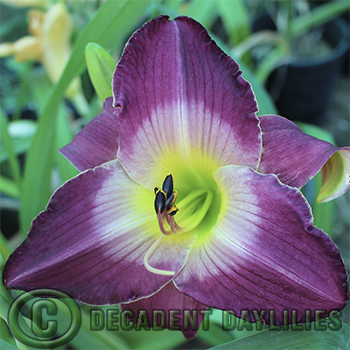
<box><xmin>3</xmin><ymin>16</ymin><xmax>349</xmax><ymax>339</ymax></box>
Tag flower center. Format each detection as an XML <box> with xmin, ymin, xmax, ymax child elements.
<box><xmin>143</xmin><ymin>173</ymin><xmax>217</xmax><ymax>276</ymax></box>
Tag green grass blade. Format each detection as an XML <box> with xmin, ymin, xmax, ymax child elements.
<box><xmin>64</xmin><ymin>306</ymin><xmax>129</xmax><ymax>350</ymax></box>
<box><xmin>0</xmin><ymin>338</ymin><xmax>20</xmax><ymax>350</ymax></box>
<box><xmin>55</xmin><ymin>104</ymin><xmax>79</xmax><ymax>183</ymax></box>
<box><xmin>298</xmin><ymin>122</ymin><xmax>336</xmax><ymax>236</ymax></box>
<box><xmin>0</xmin><ymin>232</ymin><xmax>12</xmax><ymax>260</ymax></box>
<box><xmin>0</xmin><ymin>137</ymin><xmax>33</xmax><ymax>163</ymax></box>
<box><xmin>162</xmin><ymin>0</ymin><xmax>183</xmax><ymax>11</ymax></box>
<box><xmin>254</xmin><ymin>46</ymin><xmax>286</xmax><ymax>83</ymax></box>
<box><xmin>20</xmin><ymin>104</ymin><xmax>56</xmax><ymax>235</ymax></box>
<box><xmin>0</xmin><ymin>176</ymin><xmax>20</xmax><ymax>198</ymax></box>
<box><xmin>0</xmin><ymin>111</ymin><xmax>22</xmax><ymax>193</ymax></box>
<box><xmin>217</xmin><ymin>0</ymin><xmax>250</xmax><ymax>46</ymax></box>
<box><xmin>210</xmin><ymin>321</ymin><xmax>350</xmax><ymax>350</ymax></box>
<box><xmin>291</xmin><ymin>1</ymin><xmax>350</xmax><ymax>37</ymax></box>
<box><xmin>183</xmin><ymin>0</ymin><xmax>218</xmax><ymax>27</ymax></box>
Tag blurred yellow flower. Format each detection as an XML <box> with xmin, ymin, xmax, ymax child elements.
<box><xmin>0</xmin><ymin>2</ymin><xmax>82</xmax><ymax>100</ymax></box>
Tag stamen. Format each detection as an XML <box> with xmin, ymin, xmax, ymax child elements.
<box><xmin>154</xmin><ymin>189</ymin><xmax>166</xmax><ymax>214</ymax></box>
<box><xmin>170</xmin><ymin>216</ymin><xmax>179</xmax><ymax>234</ymax></box>
<box><xmin>162</xmin><ymin>174</ymin><xmax>174</xmax><ymax>198</ymax></box>
<box><xmin>161</xmin><ymin>208</ymin><xmax>179</xmax><ymax>234</ymax></box>
<box><xmin>166</xmin><ymin>191</ymin><xmax>178</xmax><ymax>211</ymax></box>
<box><xmin>157</xmin><ymin>208</ymin><xmax>172</xmax><ymax>235</ymax></box>
<box><xmin>144</xmin><ymin>235</ymin><xmax>175</xmax><ymax>276</ymax></box>
<box><xmin>173</xmin><ymin>219</ymin><xmax>182</xmax><ymax>232</ymax></box>
<box><xmin>154</xmin><ymin>174</ymin><xmax>181</xmax><ymax>235</ymax></box>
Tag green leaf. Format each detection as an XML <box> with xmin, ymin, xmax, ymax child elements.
<box><xmin>28</xmin><ymin>68</ymin><xmax>78</xmax><ymax>184</ymax></box>
<box><xmin>64</xmin><ymin>305</ymin><xmax>129</xmax><ymax>350</ymax></box>
<box><xmin>0</xmin><ymin>111</ymin><xmax>22</xmax><ymax>193</ymax></box>
<box><xmin>55</xmin><ymin>104</ymin><xmax>79</xmax><ymax>183</ymax></box>
<box><xmin>0</xmin><ymin>137</ymin><xmax>33</xmax><ymax>163</ymax></box>
<box><xmin>0</xmin><ymin>176</ymin><xmax>20</xmax><ymax>198</ymax></box>
<box><xmin>162</xmin><ymin>0</ymin><xmax>183</xmax><ymax>12</ymax></box>
<box><xmin>0</xmin><ymin>232</ymin><xmax>12</xmax><ymax>260</ymax></box>
<box><xmin>119</xmin><ymin>328</ymin><xmax>185</xmax><ymax>350</ymax></box>
<box><xmin>217</xmin><ymin>0</ymin><xmax>250</xmax><ymax>46</ymax></box>
<box><xmin>20</xmin><ymin>0</ymin><xmax>155</xmax><ymax>234</ymax></box>
<box><xmin>0</xmin><ymin>253</ymin><xmax>13</xmax><ymax>310</ymax></box>
<box><xmin>0</xmin><ymin>256</ymin><xmax>34</xmax><ymax>350</ymax></box>
<box><xmin>0</xmin><ymin>338</ymin><xmax>19</xmax><ymax>350</ymax></box>
<box><xmin>254</xmin><ymin>46</ymin><xmax>286</xmax><ymax>83</ymax></box>
<box><xmin>85</xmin><ymin>43</ymin><xmax>116</xmax><ymax>102</ymax></box>
<box><xmin>298</xmin><ymin>122</ymin><xmax>336</xmax><ymax>236</ymax></box>
<box><xmin>297</xmin><ymin>122</ymin><xmax>335</xmax><ymax>145</ymax></box>
<box><xmin>27</xmin><ymin>69</ymin><xmax>52</xmax><ymax>116</ymax></box>
<box><xmin>196</xmin><ymin>324</ymin><xmax>234</xmax><ymax>347</ymax></box>
<box><xmin>183</xmin><ymin>0</ymin><xmax>218</xmax><ymax>28</ymax></box>
<box><xmin>0</xmin><ymin>294</ymin><xmax>48</xmax><ymax>350</ymax></box>
<box><xmin>291</xmin><ymin>1</ymin><xmax>350</xmax><ymax>37</ymax></box>
<box><xmin>210</xmin><ymin>321</ymin><xmax>350</xmax><ymax>350</ymax></box>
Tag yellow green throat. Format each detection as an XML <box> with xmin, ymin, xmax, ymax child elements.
<box><xmin>143</xmin><ymin>173</ymin><xmax>220</xmax><ymax>276</ymax></box>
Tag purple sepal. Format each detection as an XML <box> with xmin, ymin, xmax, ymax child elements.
<box><xmin>258</xmin><ymin>115</ymin><xmax>350</xmax><ymax>201</ymax></box>
<box><xmin>60</xmin><ymin>97</ymin><xmax>119</xmax><ymax>171</ymax></box>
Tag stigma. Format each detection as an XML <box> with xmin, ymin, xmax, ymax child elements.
<box><xmin>154</xmin><ymin>174</ymin><xmax>181</xmax><ymax>235</ymax></box>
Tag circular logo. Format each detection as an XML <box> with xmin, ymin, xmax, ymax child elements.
<box><xmin>8</xmin><ymin>289</ymin><xmax>81</xmax><ymax>348</ymax></box>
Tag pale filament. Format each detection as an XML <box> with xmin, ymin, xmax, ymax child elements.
<box><xmin>145</xmin><ymin>174</ymin><xmax>214</xmax><ymax>276</ymax></box>
<box><xmin>144</xmin><ymin>206</ymin><xmax>182</xmax><ymax>275</ymax></box>
<box><xmin>157</xmin><ymin>208</ymin><xmax>182</xmax><ymax>235</ymax></box>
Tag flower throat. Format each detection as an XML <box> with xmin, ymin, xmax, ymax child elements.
<box><xmin>143</xmin><ymin>173</ymin><xmax>215</xmax><ymax>276</ymax></box>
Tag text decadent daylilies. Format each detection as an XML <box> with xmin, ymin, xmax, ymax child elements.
<box><xmin>3</xmin><ymin>16</ymin><xmax>350</xmax><ymax>339</ymax></box>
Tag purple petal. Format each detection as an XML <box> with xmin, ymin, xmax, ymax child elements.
<box><xmin>258</xmin><ymin>115</ymin><xmax>350</xmax><ymax>202</ymax></box>
<box><xmin>3</xmin><ymin>160</ymin><xmax>195</xmax><ymax>304</ymax></box>
<box><xmin>112</xmin><ymin>15</ymin><xmax>261</xmax><ymax>189</ymax></box>
<box><xmin>60</xmin><ymin>97</ymin><xmax>119</xmax><ymax>171</ymax></box>
<box><xmin>175</xmin><ymin>165</ymin><xmax>348</xmax><ymax>324</ymax></box>
<box><xmin>121</xmin><ymin>282</ymin><xmax>208</xmax><ymax>339</ymax></box>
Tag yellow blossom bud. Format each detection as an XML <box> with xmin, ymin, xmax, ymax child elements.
<box><xmin>0</xmin><ymin>36</ymin><xmax>41</xmax><ymax>62</ymax></box>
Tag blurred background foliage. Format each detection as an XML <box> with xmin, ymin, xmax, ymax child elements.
<box><xmin>0</xmin><ymin>0</ymin><xmax>349</xmax><ymax>349</ymax></box>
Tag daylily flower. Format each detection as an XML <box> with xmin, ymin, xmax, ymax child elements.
<box><xmin>0</xmin><ymin>2</ymin><xmax>82</xmax><ymax>100</ymax></box>
<box><xmin>3</xmin><ymin>16</ymin><xmax>349</xmax><ymax>339</ymax></box>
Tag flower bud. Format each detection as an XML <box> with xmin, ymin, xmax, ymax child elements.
<box><xmin>85</xmin><ymin>43</ymin><xmax>116</xmax><ymax>102</ymax></box>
